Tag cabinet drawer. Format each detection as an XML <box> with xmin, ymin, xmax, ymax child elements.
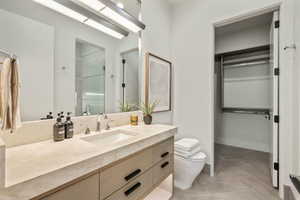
<box><xmin>41</xmin><ymin>174</ymin><xmax>99</xmax><ymax>200</ymax></box>
<box><xmin>153</xmin><ymin>155</ymin><xmax>173</xmax><ymax>186</ymax></box>
<box><xmin>105</xmin><ymin>169</ymin><xmax>153</xmax><ymax>200</ymax></box>
<box><xmin>100</xmin><ymin>147</ymin><xmax>153</xmax><ymax>200</ymax></box>
<box><xmin>152</xmin><ymin>138</ymin><xmax>173</xmax><ymax>164</ymax></box>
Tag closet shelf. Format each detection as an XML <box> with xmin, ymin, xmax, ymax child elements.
<box><xmin>223</xmin><ymin>60</ymin><xmax>269</xmax><ymax>69</ymax></box>
<box><xmin>224</xmin><ymin>76</ymin><xmax>272</xmax><ymax>82</ymax></box>
<box><xmin>222</xmin><ymin>107</ymin><xmax>271</xmax><ymax>115</ymax></box>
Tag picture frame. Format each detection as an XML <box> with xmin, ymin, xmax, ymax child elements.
<box><xmin>145</xmin><ymin>52</ymin><xmax>172</xmax><ymax>112</ymax></box>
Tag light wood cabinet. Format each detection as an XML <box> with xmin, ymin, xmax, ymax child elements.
<box><xmin>152</xmin><ymin>138</ymin><xmax>173</xmax><ymax>165</ymax></box>
<box><xmin>152</xmin><ymin>155</ymin><xmax>173</xmax><ymax>186</ymax></box>
<box><xmin>105</xmin><ymin>169</ymin><xmax>153</xmax><ymax>200</ymax></box>
<box><xmin>38</xmin><ymin>137</ymin><xmax>174</xmax><ymax>200</ymax></box>
<box><xmin>100</xmin><ymin>147</ymin><xmax>153</xmax><ymax>200</ymax></box>
<box><xmin>41</xmin><ymin>174</ymin><xmax>99</xmax><ymax>200</ymax></box>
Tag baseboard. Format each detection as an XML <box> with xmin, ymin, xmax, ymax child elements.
<box><xmin>285</xmin><ymin>185</ymin><xmax>297</xmax><ymax>200</ymax></box>
<box><xmin>215</xmin><ymin>138</ymin><xmax>270</xmax><ymax>152</ymax></box>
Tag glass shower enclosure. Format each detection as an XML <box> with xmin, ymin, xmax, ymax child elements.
<box><xmin>75</xmin><ymin>40</ymin><xmax>105</xmax><ymax>116</ymax></box>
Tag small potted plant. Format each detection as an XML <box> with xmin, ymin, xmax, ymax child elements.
<box><xmin>119</xmin><ymin>102</ymin><xmax>133</xmax><ymax>112</ymax></box>
<box><xmin>140</xmin><ymin>101</ymin><xmax>158</xmax><ymax>125</ymax></box>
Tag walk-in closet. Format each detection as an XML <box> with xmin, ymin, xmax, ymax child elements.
<box><xmin>214</xmin><ymin>11</ymin><xmax>280</xmax><ymax>189</ymax></box>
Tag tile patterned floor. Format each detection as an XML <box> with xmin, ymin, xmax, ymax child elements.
<box><xmin>172</xmin><ymin>144</ymin><xmax>281</xmax><ymax>200</ymax></box>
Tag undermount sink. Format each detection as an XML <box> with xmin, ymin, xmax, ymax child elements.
<box><xmin>81</xmin><ymin>130</ymin><xmax>138</xmax><ymax>146</ymax></box>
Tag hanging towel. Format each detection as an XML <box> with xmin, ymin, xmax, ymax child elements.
<box><xmin>11</xmin><ymin>59</ymin><xmax>21</xmax><ymax>130</ymax></box>
<box><xmin>175</xmin><ymin>138</ymin><xmax>200</xmax><ymax>152</ymax></box>
<box><xmin>175</xmin><ymin>146</ymin><xmax>202</xmax><ymax>159</ymax></box>
<box><xmin>0</xmin><ymin>58</ymin><xmax>21</xmax><ymax>131</ymax></box>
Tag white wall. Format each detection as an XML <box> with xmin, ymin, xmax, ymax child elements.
<box><xmin>1</xmin><ymin>0</ymin><xmax>120</xmax><ymax>119</ymax></box>
<box><xmin>171</xmin><ymin>0</ymin><xmax>282</xmax><ymax>166</ymax></box>
<box><xmin>215</xmin><ymin>21</ymin><xmax>272</xmax><ymax>152</ymax></box>
<box><xmin>141</xmin><ymin>0</ymin><xmax>173</xmax><ymax>125</ymax></box>
<box><xmin>0</xmin><ymin>9</ymin><xmax>54</xmax><ymax>121</ymax></box>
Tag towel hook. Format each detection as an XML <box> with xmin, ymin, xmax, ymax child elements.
<box><xmin>284</xmin><ymin>44</ymin><xmax>296</xmax><ymax>50</ymax></box>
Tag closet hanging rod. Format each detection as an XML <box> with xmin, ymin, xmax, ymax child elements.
<box><xmin>222</xmin><ymin>107</ymin><xmax>270</xmax><ymax>115</ymax></box>
<box><xmin>223</xmin><ymin>60</ymin><xmax>269</xmax><ymax>69</ymax></box>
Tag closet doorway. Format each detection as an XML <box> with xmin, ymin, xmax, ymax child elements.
<box><xmin>213</xmin><ymin>10</ymin><xmax>280</xmax><ymax>190</ymax></box>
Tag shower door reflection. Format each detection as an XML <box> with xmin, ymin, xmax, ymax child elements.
<box><xmin>75</xmin><ymin>40</ymin><xmax>105</xmax><ymax>116</ymax></box>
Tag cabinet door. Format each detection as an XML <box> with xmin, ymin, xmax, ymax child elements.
<box><xmin>152</xmin><ymin>138</ymin><xmax>173</xmax><ymax>165</ymax></box>
<box><xmin>41</xmin><ymin>174</ymin><xmax>99</xmax><ymax>200</ymax></box>
<box><xmin>100</xmin><ymin>147</ymin><xmax>153</xmax><ymax>200</ymax></box>
<box><xmin>105</xmin><ymin>169</ymin><xmax>153</xmax><ymax>200</ymax></box>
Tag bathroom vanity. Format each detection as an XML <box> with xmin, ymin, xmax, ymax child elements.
<box><xmin>0</xmin><ymin>124</ymin><xmax>176</xmax><ymax>200</ymax></box>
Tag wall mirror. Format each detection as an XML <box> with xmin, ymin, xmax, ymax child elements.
<box><xmin>0</xmin><ymin>0</ymin><xmax>144</xmax><ymax>121</ymax></box>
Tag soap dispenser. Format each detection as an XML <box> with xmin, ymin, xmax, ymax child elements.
<box><xmin>65</xmin><ymin>112</ymin><xmax>74</xmax><ymax>139</ymax></box>
<box><xmin>53</xmin><ymin>115</ymin><xmax>65</xmax><ymax>142</ymax></box>
<box><xmin>60</xmin><ymin>111</ymin><xmax>65</xmax><ymax>120</ymax></box>
<box><xmin>46</xmin><ymin>112</ymin><xmax>53</xmax><ymax>119</ymax></box>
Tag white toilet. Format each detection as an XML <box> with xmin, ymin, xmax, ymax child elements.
<box><xmin>174</xmin><ymin>150</ymin><xmax>207</xmax><ymax>190</ymax></box>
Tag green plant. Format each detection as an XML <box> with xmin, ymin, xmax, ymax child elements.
<box><xmin>140</xmin><ymin>101</ymin><xmax>159</xmax><ymax>116</ymax></box>
<box><xmin>119</xmin><ymin>102</ymin><xmax>133</xmax><ymax>112</ymax></box>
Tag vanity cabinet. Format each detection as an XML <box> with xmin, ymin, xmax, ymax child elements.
<box><xmin>100</xmin><ymin>147</ymin><xmax>153</xmax><ymax>199</ymax></box>
<box><xmin>37</xmin><ymin>137</ymin><xmax>174</xmax><ymax>200</ymax></box>
<box><xmin>41</xmin><ymin>174</ymin><xmax>99</xmax><ymax>200</ymax></box>
<box><xmin>153</xmin><ymin>155</ymin><xmax>173</xmax><ymax>186</ymax></box>
<box><xmin>152</xmin><ymin>138</ymin><xmax>173</xmax><ymax>165</ymax></box>
<box><xmin>105</xmin><ymin>169</ymin><xmax>153</xmax><ymax>200</ymax></box>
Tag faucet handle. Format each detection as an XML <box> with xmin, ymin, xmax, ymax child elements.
<box><xmin>85</xmin><ymin>127</ymin><xmax>91</xmax><ymax>135</ymax></box>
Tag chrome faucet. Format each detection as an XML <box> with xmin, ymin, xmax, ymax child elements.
<box><xmin>96</xmin><ymin>113</ymin><xmax>103</xmax><ymax>132</ymax></box>
<box><xmin>104</xmin><ymin>114</ymin><xmax>111</xmax><ymax>130</ymax></box>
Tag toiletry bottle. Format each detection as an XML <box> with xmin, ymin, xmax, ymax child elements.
<box><xmin>130</xmin><ymin>114</ymin><xmax>138</xmax><ymax>126</ymax></box>
<box><xmin>65</xmin><ymin>112</ymin><xmax>74</xmax><ymax>139</ymax></box>
<box><xmin>60</xmin><ymin>111</ymin><xmax>65</xmax><ymax>120</ymax></box>
<box><xmin>47</xmin><ymin>112</ymin><xmax>53</xmax><ymax>119</ymax></box>
<box><xmin>53</xmin><ymin>116</ymin><xmax>65</xmax><ymax>142</ymax></box>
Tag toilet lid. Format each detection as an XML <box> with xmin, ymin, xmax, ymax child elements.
<box><xmin>189</xmin><ymin>152</ymin><xmax>207</xmax><ymax>161</ymax></box>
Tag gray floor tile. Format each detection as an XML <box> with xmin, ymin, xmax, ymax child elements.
<box><xmin>172</xmin><ymin>144</ymin><xmax>280</xmax><ymax>200</ymax></box>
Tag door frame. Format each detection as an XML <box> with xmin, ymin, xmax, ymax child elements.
<box><xmin>209</xmin><ymin>0</ymin><xmax>282</xmax><ymax>191</ymax></box>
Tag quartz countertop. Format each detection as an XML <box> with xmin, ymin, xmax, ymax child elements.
<box><xmin>0</xmin><ymin>124</ymin><xmax>177</xmax><ymax>200</ymax></box>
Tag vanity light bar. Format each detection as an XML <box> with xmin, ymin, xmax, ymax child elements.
<box><xmin>75</xmin><ymin>0</ymin><xmax>146</xmax><ymax>33</ymax></box>
<box><xmin>33</xmin><ymin>0</ymin><xmax>129</xmax><ymax>39</ymax></box>
<box><xmin>34</xmin><ymin>0</ymin><xmax>87</xmax><ymax>22</ymax></box>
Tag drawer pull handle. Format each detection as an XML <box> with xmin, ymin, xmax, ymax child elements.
<box><xmin>124</xmin><ymin>182</ymin><xmax>141</xmax><ymax>196</ymax></box>
<box><xmin>161</xmin><ymin>162</ymin><xmax>169</xmax><ymax>169</ymax></box>
<box><xmin>124</xmin><ymin>169</ymin><xmax>142</xmax><ymax>181</ymax></box>
<box><xmin>161</xmin><ymin>152</ymin><xmax>169</xmax><ymax>158</ymax></box>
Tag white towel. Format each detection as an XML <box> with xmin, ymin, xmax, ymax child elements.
<box><xmin>175</xmin><ymin>138</ymin><xmax>200</xmax><ymax>152</ymax></box>
<box><xmin>175</xmin><ymin>146</ymin><xmax>201</xmax><ymax>159</ymax></box>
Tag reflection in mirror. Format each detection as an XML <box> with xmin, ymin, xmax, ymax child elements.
<box><xmin>75</xmin><ymin>40</ymin><xmax>106</xmax><ymax>116</ymax></box>
<box><xmin>0</xmin><ymin>0</ymin><xmax>142</xmax><ymax>121</ymax></box>
<box><xmin>120</xmin><ymin>49</ymin><xmax>140</xmax><ymax>111</ymax></box>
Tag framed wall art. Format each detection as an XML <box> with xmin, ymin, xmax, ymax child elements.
<box><xmin>145</xmin><ymin>53</ymin><xmax>172</xmax><ymax>112</ymax></box>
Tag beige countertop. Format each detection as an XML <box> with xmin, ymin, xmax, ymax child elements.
<box><xmin>0</xmin><ymin>124</ymin><xmax>177</xmax><ymax>200</ymax></box>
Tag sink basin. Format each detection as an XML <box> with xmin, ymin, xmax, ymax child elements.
<box><xmin>81</xmin><ymin>130</ymin><xmax>138</xmax><ymax>146</ymax></box>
